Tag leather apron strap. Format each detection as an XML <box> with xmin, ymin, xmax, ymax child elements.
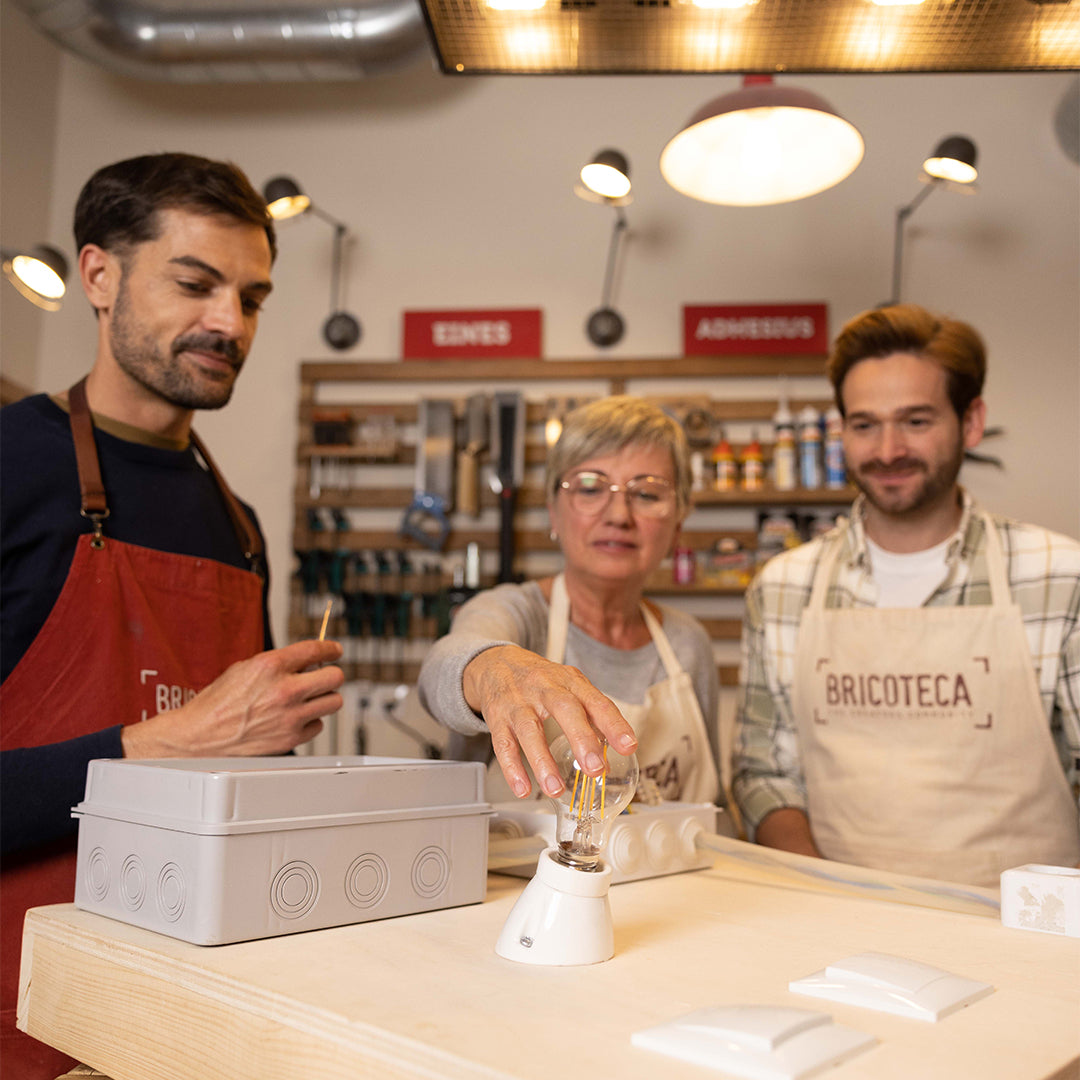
<box><xmin>66</xmin><ymin>379</ymin><xmax>264</xmax><ymax>576</ymax></box>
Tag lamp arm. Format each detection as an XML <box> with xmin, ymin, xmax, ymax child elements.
<box><xmin>890</xmin><ymin>181</ymin><xmax>939</xmax><ymax>306</ymax></box>
<box><xmin>309</xmin><ymin>203</ymin><xmax>348</xmax><ymax>231</ymax></box>
<box><xmin>600</xmin><ymin>206</ymin><xmax>628</xmax><ymax>309</ymax></box>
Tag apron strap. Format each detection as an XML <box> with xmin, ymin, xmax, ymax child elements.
<box><xmin>979</xmin><ymin>512</ymin><xmax>1010</xmax><ymax>608</ymax></box>
<box><xmin>190</xmin><ymin>431</ymin><xmax>265</xmax><ymax>574</ymax></box>
<box><xmin>808</xmin><ymin>529</ymin><xmax>846</xmax><ymax>610</ymax></box>
<box><xmin>65</xmin><ymin>379</ymin><xmax>264</xmax><ymax>575</ymax></box>
<box><xmin>547</xmin><ymin>572</ymin><xmax>685</xmax><ymax>680</ymax></box>
<box><xmin>68</xmin><ymin>377</ymin><xmax>108</xmax><ymax>518</ymax></box>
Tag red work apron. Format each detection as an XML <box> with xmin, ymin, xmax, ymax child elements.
<box><xmin>1</xmin><ymin>378</ymin><xmax>266</xmax><ymax>1077</ymax></box>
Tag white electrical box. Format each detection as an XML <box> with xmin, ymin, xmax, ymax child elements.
<box><xmin>489</xmin><ymin>801</ymin><xmax>730</xmax><ymax>884</ymax></box>
<box><xmin>73</xmin><ymin>755</ymin><xmax>492</xmax><ymax>945</ymax></box>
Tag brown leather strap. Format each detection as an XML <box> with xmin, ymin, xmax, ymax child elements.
<box><xmin>190</xmin><ymin>431</ymin><xmax>265</xmax><ymax>572</ymax></box>
<box><xmin>67</xmin><ymin>377</ymin><xmax>108</xmax><ymax>518</ymax></box>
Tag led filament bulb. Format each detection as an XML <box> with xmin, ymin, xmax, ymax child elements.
<box><xmin>550</xmin><ymin>734</ymin><xmax>639</xmax><ymax>871</ymax></box>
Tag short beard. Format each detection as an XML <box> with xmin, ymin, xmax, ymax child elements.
<box><xmin>109</xmin><ymin>273</ymin><xmax>243</xmax><ymax>411</ymax></box>
<box><xmin>852</xmin><ymin>440</ymin><xmax>964</xmax><ymax>519</ymax></box>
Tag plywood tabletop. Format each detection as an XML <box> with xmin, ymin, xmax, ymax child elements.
<box><xmin>20</xmin><ymin>864</ymin><xmax>1080</xmax><ymax>1080</ymax></box>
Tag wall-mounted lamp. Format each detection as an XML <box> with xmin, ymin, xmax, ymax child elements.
<box><xmin>2</xmin><ymin>244</ymin><xmax>68</xmax><ymax>312</ymax></box>
<box><xmin>660</xmin><ymin>76</ymin><xmax>864</xmax><ymax>206</ymax></box>
<box><xmin>262</xmin><ymin>176</ymin><xmax>361</xmax><ymax>350</ymax></box>
<box><xmin>889</xmin><ymin>135</ymin><xmax>978</xmax><ymax>305</ymax></box>
<box><xmin>574</xmin><ymin>150</ymin><xmax>632</xmax><ymax>347</ymax></box>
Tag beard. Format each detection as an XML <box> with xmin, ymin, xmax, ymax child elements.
<box><xmin>109</xmin><ymin>275</ymin><xmax>245</xmax><ymax>411</ymax></box>
<box><xmin>851</xmin><ymin>437</ymin><xmax>965</xmax><ymax>519</ymax></box>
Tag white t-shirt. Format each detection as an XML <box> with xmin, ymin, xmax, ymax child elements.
<box><xmin>866</xmin><ymin>536</ymin><xmax>951</xmax><ymax>608</ymax></box>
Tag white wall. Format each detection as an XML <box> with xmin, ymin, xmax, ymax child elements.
<box><xmin>3</xmin><ymin>14</ymin><xmax>1077</xmax><ymax>649</ymax></box>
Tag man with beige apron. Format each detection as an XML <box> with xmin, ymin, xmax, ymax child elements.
<box><xmin>733</xmin><ymin>303</ymin><xmax>1080</xmax><ymax>887</ymax></box>
<box><xmin>792</xmin><ymin>513</ymin><xmax>1078</xmax><ymax>885</ymax></box>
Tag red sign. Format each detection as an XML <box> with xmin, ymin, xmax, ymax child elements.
<box><xmin>403</xmin><ymin>309</ymin><xmax>542</xmax><ymax>359</ymax></box>
<box><xmin>683</xmin><ymin>303</ymin><xmax>828</xmax><ymax>355</ymax></box>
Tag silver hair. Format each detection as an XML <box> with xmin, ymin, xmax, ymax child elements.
<box><xmin>545</xmin><ymin>395</ymin><xmax>692</xmax><ymax>513</ymax></box>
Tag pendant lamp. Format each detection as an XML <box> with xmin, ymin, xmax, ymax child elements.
<box><xmin>660</xmin><ymin>76</ymin><xmax>864</xmax><ymax>206</ymax></box>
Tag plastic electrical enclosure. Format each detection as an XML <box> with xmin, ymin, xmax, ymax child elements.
<box><xmin>488</xmin><ymin>801</ymin><xmax>730</xmax><ymax>883</ymax></box>
<box><xmin>73</xmin><ymin>756</ymin><xmax>491</xmax><ymax>945</ymax></box>
<box><xmin>788</xmin><ymin>952</ymin><xmax>994</xmax><ymax>1022</ymax></box>
<box><xmin>632</xmin><ymin>1005</ymin><xmax>876</xmax><ymax>1079</ymax></box>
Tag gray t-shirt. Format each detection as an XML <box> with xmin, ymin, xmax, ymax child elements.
<box><xmin>417</xmin><ymin>581</ymin><xmax>721</xmax><ymax>776</ymax></box>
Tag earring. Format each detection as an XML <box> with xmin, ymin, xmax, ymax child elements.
<box><xmin>549</xmin><ymin>529</ymin><xmax>558</xmax><ymax>542</ymax></box>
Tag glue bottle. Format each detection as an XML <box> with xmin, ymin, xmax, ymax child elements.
<box><xmin>772</xmin><ymin>382</ymin><xmax>797</xmax><ymax>492</ymax></box>
<box><xmin>797</xmin><ymin>405</ymin><xmax>822</xmax><ymax>490</ymax></box>
<box><xmin>741</xmin><ymin>429</ymin><xmax>765</xmax><ymax>492</ymax></box>
<box><xmin>824</xmin><ymin>406</ymin><xmax>846</xmax><ymax>489</ymax></box>
<box><xmin>711</xmin><ymin>429</ymin><xmax>737</xmax><ymax>492</ymax></box>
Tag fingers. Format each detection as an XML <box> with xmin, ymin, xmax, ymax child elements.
<box><xmin>273</xmin><ymin>638</ymin><xmax>344</xmax><ymax>670</ymax></box>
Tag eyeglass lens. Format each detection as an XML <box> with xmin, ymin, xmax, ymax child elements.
<box><xmin>562</xmin><ymin>472</ymin><xmax>674</xmax><ymax>518</ymax></box>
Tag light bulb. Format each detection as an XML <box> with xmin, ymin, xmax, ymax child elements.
<box><xmin>549</xmin><ymin>734</ymin><xmax>638</xmax><ymax>871</ymax></box>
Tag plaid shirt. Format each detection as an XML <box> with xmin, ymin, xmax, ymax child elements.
<box><xmin>733</xmin><ymin>490</ymin><xmax>1080</xmax><ymax>839</ymax></box>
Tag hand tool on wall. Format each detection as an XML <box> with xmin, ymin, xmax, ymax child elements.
<box><xmin>490</xmin><ymin>392</ymin><xmax>525</xmax><ymax>584</ymax></box>
<box><xmin>456</xmin><ymin>393</ymin><xmax>489</xmax><ymax>517</ymax></box>
<box><xmin>400</xmin><ymin>399</ymin><xmax>456</xmax><ymax>551</ymax></box>
<box><xmin>294</xmin><ymin>508</ymin><xmax>328</xmax><ymax>625</ymax></box>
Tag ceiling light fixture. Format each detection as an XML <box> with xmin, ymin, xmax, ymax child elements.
<box><xmin>659</xmin><ymin>76</ymin><xmax>865</xmax><ymax>206</ymax></box>
<box><xmin>2</xmin><ymin>244</ymin><xmax>69</xmax><ymax>311</ymax></box>
<box><xmin>888</xmin><ymin>135</ymin><xmax>979</xmax><ymax>304</ymax></box>
<box><xmin>574</xmin><ymin>150</ymin><xmax>632</xmax><ymax>347</ymax></box>
<box><xmin>262</xmin><ymin>176</ymin><xmax>361</xmax><ymax>350</ymax></box>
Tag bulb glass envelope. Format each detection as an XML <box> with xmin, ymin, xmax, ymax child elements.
<box><xmin>2</xmin><ymin>245</ymin><xmax>68</xmax><ymax>311</ymax></box>
<box><xmin>549</xmin><ymin>734</ymin><xmax>638</xmax><ymax>870</ymax></box>
<box><xmin>660</xmin><ymin>81</ymin><xmax>864</xmax><ymax>206</ymax></box>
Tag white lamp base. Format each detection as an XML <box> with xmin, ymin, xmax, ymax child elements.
<box><xmin>495</xmin><ymin>848</ymin><xmax>614</xmax><ymax>966</ymax></box>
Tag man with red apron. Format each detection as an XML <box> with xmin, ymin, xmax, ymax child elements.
<box><xmin>1</xmin><ymin>154</ymin><xmax>343</xmax><ymax>1077</ymax></box>
<box><xmin>733</xmin><ymin>304</ymin><xmax>1080</xmax><ymax>886</ymax></box>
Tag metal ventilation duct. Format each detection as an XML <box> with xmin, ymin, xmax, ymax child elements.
<box><xmin>15</xmin><ymin>0</ymin><xmax>432</xmax><ymax>82</ymax></box>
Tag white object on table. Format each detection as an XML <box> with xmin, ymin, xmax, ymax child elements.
<box><xmin>1000</xmin><ymin>863</ymin><xmax>1080</xmax><ymax>938</ymax></box>
<box><xmin>632</xmin><ymin>1004</ymin><xmax>876</xmax><ymax>1080</ymax></box>
<box><xmin>788</xmin><ymin>952</ymin><xmax>994</xmax><ymax>1022</ymax></box>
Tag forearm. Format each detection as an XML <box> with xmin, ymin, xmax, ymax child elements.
<box><xmin>1</xmin><ymin>726</ymin><xmax>124</xmax><ymax>854</ymax></box>
<box><xmin>755</xmin><ymin>807</ymin><xmax>822</xmax><ymax>858</ymax></box>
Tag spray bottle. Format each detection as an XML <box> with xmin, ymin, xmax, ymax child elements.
<box><xmin>824</xmin><ymin>405</ymin><xmax>846</xmax><ymax>489</ymax></box>
<box><xmin>798</xmin><ymin>404</ymin><xmax>822</xmax><ymax>490</ymax></box>
<box><xmin>772</xmin><ymin>379</ymin><xmax>797</xmax><ymax>492</ymax></box>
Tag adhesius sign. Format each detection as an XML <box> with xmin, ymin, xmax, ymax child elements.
<box><xmin>403</xmin><ymin>309</ymin><xmax>542</xmax><ymax>359</ymax></box>
<box><xmin>684</xmin><ymin>303</ymin><xmax>828</xmax><ymax>356</ymax></box>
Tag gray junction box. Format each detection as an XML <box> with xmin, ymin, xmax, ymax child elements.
<box><xmin>72</xmin><ymin>756</ymin><xmax>491</xmax><ymax>945</ymax></box>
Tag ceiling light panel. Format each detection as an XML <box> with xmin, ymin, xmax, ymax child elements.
<box><xmin>419</xmin><ymin>0</ymin><xmax>1080</xmax><ymax>73</ymax></box>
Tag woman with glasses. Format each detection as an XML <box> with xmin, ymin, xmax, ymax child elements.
<box><xmin>418</xmin><ymin>396</ymin><xmax>720</xmax><ymax>806</ymax></box>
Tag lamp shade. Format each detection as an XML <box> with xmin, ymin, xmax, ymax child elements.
<box><xmin>923</xmin><ymin>135</ymin><xmax>978</xmax><ymax>184</ymax></box>
<box><xmin>2</xmin><ymin>244</ymin><xmax>68</xmax><ymax>311</ymax></box>
<box><xmin>262</xmin><ymin>176</ymin><xmax>312</xmax><ymax>220</ymax></box>
<box><xmin>580</xmin><ymin>149</ymin><xmax>631</xmax><ymax>200</ymax></box>
<box><xmin>660</xmin><ymin>77</ymin><xmax>864</xmax><ymax>206</ymax></box>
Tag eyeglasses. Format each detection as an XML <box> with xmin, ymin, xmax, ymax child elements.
<box><xmin>558</xmin><ymin>471</ymin><xmax>677</xmax><ymax>520</ymax></box>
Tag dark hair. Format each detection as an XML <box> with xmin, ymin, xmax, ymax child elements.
<box><xmin>74</xmin><ymin>152</ymin><xmax>276</xmax><ymax>262</ymax></box>
<box><xmin>827</xmin><ymin>303</ymin><xmax>986</xmax><ymax>420</ymax></box>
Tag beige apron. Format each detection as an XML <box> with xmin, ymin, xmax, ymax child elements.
<box><xmin>792</xmin><ymin>514</ymin><xmax>1080</xmax><ymax>886</ymax></box>
<box><xmin>543</xmin><ymin>574</ymin><xmax>719</xmax><ymax>803</ymax></box>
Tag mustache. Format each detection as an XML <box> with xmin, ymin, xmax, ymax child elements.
<box><xmin>172</xmin><ymin>332</ymin><xmax>242</xmax><ymax>365</ymax></box>
<box><xmin>858</xmin><ymin>458</ymin><xmax>926</xmax><ymax>475</ymax></box>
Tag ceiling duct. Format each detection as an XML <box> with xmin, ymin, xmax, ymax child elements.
<box><xmin>14</xmin><ymin>0</ymin><xmax>431</xmax><ymax>82</ymax></box>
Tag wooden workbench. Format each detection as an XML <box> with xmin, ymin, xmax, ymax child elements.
<box><xmin>19</xmin><ymin>861</ymin><xmax>1079</xmax><ymax>1080</ymax></box>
